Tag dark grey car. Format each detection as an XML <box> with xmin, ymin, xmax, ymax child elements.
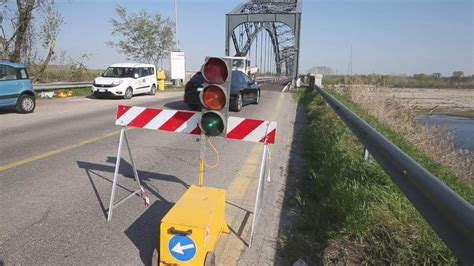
<box><xmin>184</xmin><ymin>70</ymin><xmax>260</xmax><ymax>112</ymax></box>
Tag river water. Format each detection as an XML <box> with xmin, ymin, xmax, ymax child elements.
<box><xmin>417</xmin><ymin>115</ymin><xmax>474</xmax><ymax>152</ymax></box>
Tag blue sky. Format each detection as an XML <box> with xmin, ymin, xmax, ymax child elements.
<box><xmin>52</xmin><ymin>0</ymin><xmax>473</xmax><ymax>76</ymax></box>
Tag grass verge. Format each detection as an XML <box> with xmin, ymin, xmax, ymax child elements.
<box><xmin>278</xmin><ymin>88</ymin><xmax>472</xmax><ymax>264</ymax></box>
<box><xmin>68</xmin><ymin>87</ymin><xmax>92</xmax><ymax>97</ymax></box>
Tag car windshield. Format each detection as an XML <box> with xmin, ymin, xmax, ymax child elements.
<box><xmin>232</xmin><ymin>59</ymin><xmax>245</xmax><ymax>70</ymax></box>
<box><xmin>189</xmin><ymin>71</ymin><xmax>243</xmax><ymax>86</ymax></box>
<box><xmin>189</xmin><ymin>72</ymin><xmax>205</xmax><ymax>85</ymax></box>
<box><xmin>103</xmin><ymin>67</ymin><xmax>135</xmax><ymax>78</ymax></box>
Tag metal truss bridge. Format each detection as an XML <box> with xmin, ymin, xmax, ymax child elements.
<box><xmin>226</xmin><ymin>0</ymin><xmax>302</xmax><ymax>86</ymax></box>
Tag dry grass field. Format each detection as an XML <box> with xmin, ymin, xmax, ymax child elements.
<box><xmin>347</xmin><ymin>86</ymin><xmax>474</xmax><ymax>117</ymax></box>
<box><xmin>333</xmin><ymin>85</ymin><xmax>473</xmax><ymax>184</ymax></box>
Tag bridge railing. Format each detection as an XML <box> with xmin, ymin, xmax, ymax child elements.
<box><xmin>255</xmin><ymin>75</ymin><xmax>287</xmax><ymax>84</ymax></box>
<box><xmin>310</xmin><ymin>84</ymin><xmax>474</xmax><ymax>265</ymax></box>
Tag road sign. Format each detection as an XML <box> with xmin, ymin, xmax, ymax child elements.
<box><xmin>170</xmin><ymin>51</ymin><xmax>186</xmax><ymax>80</ymax></box>
<box><xmin>168</xmin><ymin>232</ymin><xmax>197</xmax><ymax>262</ymax></box>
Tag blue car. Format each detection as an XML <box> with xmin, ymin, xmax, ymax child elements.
<box><xmin>0</xmin><ymin>60</ymin><xmax>35</xmax><ymax>113</ymax></box>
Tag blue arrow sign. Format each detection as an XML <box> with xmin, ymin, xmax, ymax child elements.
<box><xmin>169</xmin><ymin>235</ymin><xmax>197</xmax><ymax>262</ymax></box>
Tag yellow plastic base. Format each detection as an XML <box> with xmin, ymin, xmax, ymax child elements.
<box><xmin>159</xmin><ymin>185</ymin><xmax>229</xmax><ymax>265</ymax></box>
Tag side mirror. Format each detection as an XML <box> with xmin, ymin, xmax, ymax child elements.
<box><xmin>134</xmin><ymin>73</ymin><xmax>139</xmax><ymax>79</ymax></box>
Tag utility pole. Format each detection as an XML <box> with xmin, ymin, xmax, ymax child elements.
<box><xmin>172</xmin><ymin>0</ymin><xmax>182</xmax><ymax>86</ymax></box>
<box><xmin>347</xmin><ymin>44</ymin><xmax>353</xmax><ymax>76</ymax></box>
<box><xmin>174</xmin><ymin>0</ymin><xmax>179</xmax><ymax>51</ymax></box>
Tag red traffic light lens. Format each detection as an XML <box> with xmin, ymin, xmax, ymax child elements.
<box><xmin>203</xmin><ymin>57</ymin><xmax>228</xmax><ymax>84</ymax></box>
<box><xmin>201</xmin><ymin>85</ymin><xmax>226</xmax><ymax>110</ymax></box>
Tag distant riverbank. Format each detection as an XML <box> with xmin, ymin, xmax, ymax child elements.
<box><xmin>333</xmin><ymin>85</ymin><xmax>473</xmax><ymax>184</ymax></box>
<box><xmin>418</xmin><ymin>115</ymin><xmax>474</xmax><ymax>152</ymax></box>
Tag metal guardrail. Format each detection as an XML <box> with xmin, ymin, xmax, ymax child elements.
<box><xmin>32</xmin><ymin>80</ymin><xmax>175</xmax><ymax>91</ymax></box>
<box><xmin>255</xmin><ymin>76</ymin><xmax>287</xmax><ymax>84</ymax></box>
<box><xmin>31</xmin><ymin>78</ymin><xmax>286</xmax><ymax>91</ymax></box>
<box><xmin>33</xmin><ymin>82</ymin><xmax>92</xmax><ymax>91</ymax></box>
<box><xmin>311</xmin><ymin>85</ymin><xmax>474</xmax><ymax>265</ymax></box>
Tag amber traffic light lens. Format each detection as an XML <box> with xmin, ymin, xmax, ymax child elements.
<box><xmin>202</xmin><ymin>85</ymin><xmax>226</xmax><ymax>110</ymax></box>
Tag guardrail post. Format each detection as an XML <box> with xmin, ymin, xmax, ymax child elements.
<box><xmin>364</xmin><ymin>148</ymin><xmax>371</xmax><ymax>161</ymax></box>
<box><xmin>309</xmin><ymin>74</ymin><xmax>315</xmax><ymax>89</ymax></box>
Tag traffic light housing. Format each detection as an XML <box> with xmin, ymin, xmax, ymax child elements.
<box><xmin>199</xmin><ymin>57</ymin><xmax>232</xmax><ymax>137</ymax></box>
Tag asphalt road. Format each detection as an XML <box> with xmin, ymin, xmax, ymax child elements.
<box><xmin>0</xmin><ymin>81</ymin><xmax>298</xmax><ymax>265</ymax></box>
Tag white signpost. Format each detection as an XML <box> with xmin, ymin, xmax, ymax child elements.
<box><xmin>170</xmin><ymin>51</ymin><xmax>186</xmax><ymax>80</ymax></box>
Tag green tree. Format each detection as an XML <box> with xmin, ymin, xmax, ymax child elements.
<box><xmin>107</xmin><ymin>5</ymin><xmax>174</xmax><ymax>66</ymax></box>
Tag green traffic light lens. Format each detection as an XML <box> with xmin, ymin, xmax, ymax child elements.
<box><xmin>201</xmin><ymin>112</ymin><xmax>224</xmax><ymax>136</ymax></box>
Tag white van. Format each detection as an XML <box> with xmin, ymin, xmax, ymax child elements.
<box><xmin>92</xmin><ymin>63</ymin><xmax>157</xmax><ymax>99</ymax></box>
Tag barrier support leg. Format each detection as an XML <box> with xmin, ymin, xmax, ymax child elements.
<box><xmin>124</xmin><ymin>130</ymin><xmax>142</xmax><ymax>188</ymax></box>
<box><xmin>107</xmin><ymin>128</ymin><xmax>148</xmax><ymax>221</ymax></box>
<box><xmin>107</xmin><ymin>128</ymin><xmax>125</xmax><ymax>221</ymax></box>
<box><xmin>249</xmin><ymin>143</ymin><xmax>269</xmax><ymax>247</ymax></box>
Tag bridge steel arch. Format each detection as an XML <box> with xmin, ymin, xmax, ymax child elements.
<box><xmin>226</xmin><ymin>0</ymin><xmax>302</xmax><ymax>87</ymax></box>
<box><xmin>233</xmin><ymin>22</ymin><xmax>283</xmax><ymax>74</ymax></box>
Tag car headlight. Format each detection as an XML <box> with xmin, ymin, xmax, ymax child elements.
<box><xmin>112</xmin><ymin>80</ymin><xmax>123</xmax><ymax>86</ymax></box>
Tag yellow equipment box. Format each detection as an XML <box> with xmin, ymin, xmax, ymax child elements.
<box><xmin>159</xmin><ymin>185</ymin><xmax>229</xmax><ymax>265</ymax></box>
<box><xmin>157</xmin><ymin>69</ymin><xmax>166</xmax><ymax>91</ymax></box>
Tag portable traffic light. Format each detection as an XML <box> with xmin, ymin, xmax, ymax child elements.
<box><xmin>199</xmin><ymin>57</ymin><xmax>232</xmax><ymax>137</ymax></box>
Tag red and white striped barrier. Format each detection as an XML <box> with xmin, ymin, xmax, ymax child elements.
<box><xmin>116</xmin><ymin>105</ymin><xmax>201</xmax><ymax>134</ymax></box>
<box><xmin>115</xmin><ymin>105</ymin><xmax>276</xmax><ymax>144</ymax></box>
<box><xmin>226</xmin><ymin>117</ymin><xmax>276</xmax><ymax>144</ymax></box>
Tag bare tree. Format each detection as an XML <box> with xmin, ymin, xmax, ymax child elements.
<box><xmin>32</xmin><ymin>1</ymin><xmax>63</xmax><ymax>81</ymax></box>
<box><xmin>450</xmin><ymin>70</ymin><xmax>464</xmax><ymax>87</ymax></box>
<box><xmin>432</xmin><ymin>72</ymin><xmax>441</xmax><ymax>79</ymax></box>
<box><xmin>0</xmin><ymin>0</ymin><xmax>62</xmax><ymax>79</ymax></box>
<box><xmin>452</xmin><ymin>71</ymin><xmax>464</xmax><ymax>79</ymax></box>
<box><xmin>11</xmin><ymin>0</ymin><xmax>36</xmax><ymax>61</ymax></box>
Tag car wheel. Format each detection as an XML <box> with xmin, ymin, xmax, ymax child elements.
<box><xmin>16</xmin><ymin>94</ymin><xmax>35</xmax><ymax>113</ymax></box>
<box><xmin>230</xmin><ymin>93</ymin><xmax>243</xmax><ymax>112</ymax></box>
<box><xmin>124</xmin><ymin>87</ymin><xmax>133</xmax><ymax>99</ymax></box>
<box><xmin>254</xmin><ymin>89</ymin><xmax>260</xmax><ymax>104</ymax></box>
<box><xmin>149</xmin><ymin>84</ymin><xmax>157</xmax><ymax>95</ymax></box>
